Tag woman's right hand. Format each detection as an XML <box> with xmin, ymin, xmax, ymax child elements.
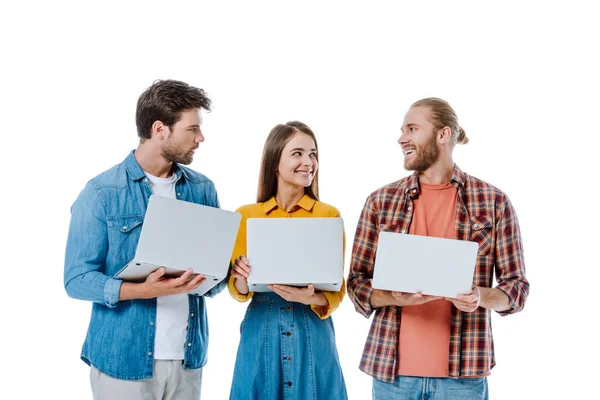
<box><xmin>231</xmin><ymin>255</ymin><xmax>252</xmax><ymax>294</ymax></box>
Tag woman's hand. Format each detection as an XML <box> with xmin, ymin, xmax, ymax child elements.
<box><xmin>269</xmin><ymin>284</ymin><xmax>328</xmax><ymax>306</ymax></box>
<box><xmin>231</xmin><ymin>255</ymin><xmax>252</xmax><ymax>295</ymax></box>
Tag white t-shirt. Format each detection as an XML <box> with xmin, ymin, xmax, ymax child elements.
<box><xmin>144</xmin><ymin>171</ymin><xmax>189</xmax><ymax>360</ymax></box>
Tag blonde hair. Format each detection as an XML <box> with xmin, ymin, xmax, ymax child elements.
<box><xmin>411</xmin><ymin>97</ymin><xmax>468</xmax><ymax>146</ymax></box>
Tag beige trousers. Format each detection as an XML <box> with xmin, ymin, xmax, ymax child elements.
<box><xmin>90</xmin><ymin>361</ymin><xmax>202</xmax><ymax>400</ymax></box>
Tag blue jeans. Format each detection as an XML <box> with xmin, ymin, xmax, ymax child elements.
<box><xmin>373</xmin><ymin>376</ymin><xmax>488</xmax><ymax>400</ymax></box>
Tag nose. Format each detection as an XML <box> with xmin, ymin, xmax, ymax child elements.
<box><xmin>398</xmin><ymin>131</ymin><xmax>408</xmax><ymax>146</ymax></box>
<box><xmin>195</xmin><ymin>130</ymin><xmax>205</xmax><ymax>143</ymax></box>
<box><xmin>302</xmin><ymin>154</ymin><xmax>314</xmax><ymax>167</ymax></box>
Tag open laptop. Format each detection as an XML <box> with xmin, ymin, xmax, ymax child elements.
<box><xmin>372</xmin><ymin>232</ymin><xmax>479</xmax><ymax>298</ymax></box>
<box><xmin>246</xmin><ymin>218</ymin><xmax>344</xmax><ymax>292</ymax></box>
<box><xmin>114</xmin><ymin>195</ymin><xmax>241</xmax><ymax>296</ymax></box>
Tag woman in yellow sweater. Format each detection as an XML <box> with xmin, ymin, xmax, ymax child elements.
<box><xmin>228</xmin><ymin>121</ymin><xmax>347</xmax><ymax>400</ymax></box>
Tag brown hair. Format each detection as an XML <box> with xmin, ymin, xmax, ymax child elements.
<box><xmin>411</xmin><ymin>97</ymin><xmax>468</xmax><ymax>146</ymax></box>
<box><xmin>136</xmin><ymin>79</ymin><xmax>211</xmax><ymax>140</ymax></box>
<box><xmin>257</xmin><ymin>121</ymin><xmax>319</xmax><ymax>203</ymax></box>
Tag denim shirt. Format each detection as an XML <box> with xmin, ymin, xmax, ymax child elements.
<box><xmin>64</xmin><ymin>150</ymin><xmax>226</xmax><ymax>380</ymax></box>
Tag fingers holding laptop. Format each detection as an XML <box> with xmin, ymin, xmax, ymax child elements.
<box><xmin>391</xmin><ymin>291</ymin><xmax>442</xmax><ymax>306</ymax></box>
<box><xmin>143</xmin><ymin>267</ymin><xmax>206</xmax><ymax>296</ymax></box>
<box><xmin>231</xmin><ymin>256</ymin><xmax>251</xmax><ymax>279</ymax></box>
<box><xmin>269</xmin><ymin>284</ymin><xmax>320</xmax><ymax>305</ymax></box>
<box><xmin>231</xmin><ymin>256</ymin><xmax>252</xmax><ymax>294</ymax></box>
<box><xmin>445</xmin><ymin>286</ymin><xmax>480</xmax><ymax>312</ymax></box>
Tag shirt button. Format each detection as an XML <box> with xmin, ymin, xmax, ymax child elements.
<box><xmin>286</xmin><ymin>306</ymin><xmax>291</xmax><ymax>311</ymax></box>
<box><xmin>412</xmin><ymin>189</ymin><xmax>416</xmax><ymax>193</ymax></box>
<box><xmin>286</xmin><ymin>381</ymin><xmax>293</xmax><ymax>387</ymax></box>
<box><xmin>188</xmin><ymin>343</ymin><xmax>192</xmax><ymax>347</ymax></box>
<box><xmin>287</xmin><ymin>356</ymin><xmax>293</xmax><ymax>361</ymax></box>
<box><xmin>149</xmin><ymin>321</ymin><xmax>154</xmax><ymax>325</ymax></box>
<box><xmin>148</xmin><ymin>352</ymin><xmax>152</xmax><ymax>356</ymax></box>
<box><xmin>191</xmin><ymin>313</ymin><xmax>194</xmax><ymax>317</ymax></box>
<box><xmin>283</xmin><ymin>331</ymin><xmax>292</xmax><ymax>336</ymax></box>
<box><xmin>177</xmin><ymin>193</ymin><xmax>181</xmax><ymax>196</ymax></box>
<box><xmin>123</xmin><ymin>226</ymin><xmax>128</xmax><ymax>230</ymax></box>
<box><xmin>473</xmin><ymin>224</ymin><xmax>479</xmax><ymax>228</ymax></box>
<box><xmin>144</xmin><ymin>178</ymin><xmax>148</xmax><ymax>182</ymax></box>
<box><xmin>401</xmin><ymin>230</ymin><xmax>406</xmax><ymax>234</ymax></box>
<box><xmin>407</xmin><ymin>206</ymin><xmax>412</xmax><ymax>211</ymax></box>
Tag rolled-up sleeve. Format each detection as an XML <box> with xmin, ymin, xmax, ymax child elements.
<box><xmin>64</xmin><ymin>183</ymin><xmax>122</xmax><ymax>308</ymax></box>
<box><xmin>347</xmin><ymin>195</ymin><xmax>379</xmax><ymax>318</ymax></box>
<box><xmin>227</xmin><ymin>209</ymin><xmax>254</xmax><ymax>302</ymax></box>
<box><xmin>494</xmin><ymin>195</ymin><xmax>529</xmax><ymax>316</ymax></box>
<box><xmin>311</xmin><ymin>278</ymin><xmax>346</xmax><ymax>319</ymax></box>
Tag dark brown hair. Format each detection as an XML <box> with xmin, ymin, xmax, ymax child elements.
<box><xmin>257</xmin><ymin>121</ymin><xmax>319</xmax><ymax>203</ymax></box>
<box><xmin>136</xmin><ymin>79</ymin><xmax>211</xmax><ymax>140</ymax></box>
<box><xmin>411</xmin><ymin>97</ymin><xmax>468</xmax><ymax>146</ymax></box>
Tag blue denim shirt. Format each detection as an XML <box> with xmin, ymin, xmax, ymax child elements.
<box><xmin>64</xmin><ymin>150</ymin><xmax>226</xmax><ymax>380</ymax></box>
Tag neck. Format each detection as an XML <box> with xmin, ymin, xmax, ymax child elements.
<box><xmin>417</xmin><ymin>154</ymin><xmax>454</xmax><ymax>184</ymax></box>
<box><xmin>134</xmin><ymin>142</ymin><xmax>173</xmax><ymax>178</ymax></box>
<box><xmin>275</xmin><ymin>182</ymin><xmax>306</xmax><ymax>212</ymax></box>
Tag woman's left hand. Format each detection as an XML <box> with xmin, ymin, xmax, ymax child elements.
<box><xmin>269</xmin><ymin>284</ymin><xmax>317</xmax><ymax>305</ymax></box>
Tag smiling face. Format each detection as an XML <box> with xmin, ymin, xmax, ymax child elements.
<box><xmin>398</xmin><ymin>105</ymin><xmax>440</xmax><ymax>172</ymax></box>
<box><xmin>276</xmin><ymin>132</ymin><xmax>318</xmax><ymax>191</ymax></box>
<box><xmin>160</xmin><ymin>108</ymin><xmax>204</xmax><ymax>165</ymax></box>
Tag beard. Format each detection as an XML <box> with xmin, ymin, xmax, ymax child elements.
<box><xmin>161</xmin><ymin>136</ymin><xmax>194</xmax><ymax>165</ymax></box>
<box><xmin>404</xmin><ymin>131</ymin><xmax>439</xmax><ymax>172</ymax></box>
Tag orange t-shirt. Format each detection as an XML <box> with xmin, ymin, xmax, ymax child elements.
<box><xmin>396</xmin><ymin>181</ymin><xmax>457</xmax><ymax>377</ymax></box>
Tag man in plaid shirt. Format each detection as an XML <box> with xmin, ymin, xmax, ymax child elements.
<box><xmin>347</xmin><ymin>98</ymin><xmax>529</xmax><ymax>399</ymax></box>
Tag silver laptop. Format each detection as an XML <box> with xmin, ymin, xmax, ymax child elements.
<box><xmin>114</xmin><ymin>195</ymin><xmax>241</xmax><ymax>296</ymax></box>
<box><xmin>372</xmin><ymin>232</ymin><xmax>478</xmax><ymax>298</ymax></box>
<box><xmin>246</xmin><ymin>218</ymin><xmax>344</xmax><ymax>292</ymax></box>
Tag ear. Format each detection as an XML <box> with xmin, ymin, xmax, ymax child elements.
<box><xmin>151</xmin><ymin>120</ymin><xmax>167</xmax><ymax>140</ymax></box>
<box><xmin>438</xmin><ymin>126</ymin><xmax>452</xmax><ymax>145</ymax></box>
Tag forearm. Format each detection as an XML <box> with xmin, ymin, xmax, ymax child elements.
<box><xmin>309</xmin><ymin>292</ymin><xmax>328</xmax><ymax>307</ymax></box>
<box><xmin>234</xmin><ymin>277</ymin><xmax>249</xmax><ymax>295</ymax></box>
<box><xmin>119</xmin><ymin>282</ymin><xmax>151</xmax><ymax>301</ymax></box>
<box><xmin>228</xmin><ymin>276</ymin><xmax>253</xmax><ymax>302</ymax></box>
<box><xmin>370</xmin><ymin>289</ymin><xmax>400</xmax><ymax>308</ymax></box>
<box><xmin>479</xmin><ymin>287</ymin><xmax>510</xmax><ymax>312</ymax></box>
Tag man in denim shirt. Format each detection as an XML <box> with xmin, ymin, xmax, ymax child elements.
<box><xmin>64</xmin><ymin>80</ymin><xmax>225</xmax><ymax>399</ymax></box>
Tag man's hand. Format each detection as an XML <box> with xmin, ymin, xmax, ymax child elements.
<box><xmin>445</xmin><ymin>286</ymin><xmax>480</xmax><ymax>312</ymax></box>
<box><xmin>269</xmin><ymin>284</ymin><xmax>328</xmax><ymax>306</ymax></box>
<box><xmin>119</xmin><ymin>267</ymin><xmax>205</xmax><ymax>300</ymax></box>
<box><xmin>142</xmin><ymin>267</ymin><xmax>206</xmax><ymax>297</ymax></box>
<box><xmin>391</xmin><ymin>291</ymin><xmax>442</xmax><ymax>306</ymax></box>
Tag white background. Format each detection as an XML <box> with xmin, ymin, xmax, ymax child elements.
<box><xmin>2</xmin><ymin>1</ymin><xmax>598</xmax><ymax>399</ymax></box>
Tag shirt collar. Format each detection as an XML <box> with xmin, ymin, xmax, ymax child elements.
<box><xmin>297</xmin><ymin>194</ymin><xmax>317</xmax><ymax>211</ymax></box>
<box><xmin>450</xmin><ymin>163</ymin><xmax>466</xmax><ymax>189</ymax></box>
<box><xmin>405</xmin><ymin>164</ymin><xmax>465</xmax><ymax>196</ymax></box>
<box><xmin>124</xmin><ymin>150</ymin><xmax>185</xmax><ymax>182</ymax></box>
<box><xmin>262</xmin><ymin>194</ymin><xmax>317</xmax><ymax>214</ymax></box>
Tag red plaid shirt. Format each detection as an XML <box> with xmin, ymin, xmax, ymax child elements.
<box><xmin>347</xmin><ymin>164</ymin><xmax>529</xmax><ymax>382</ymax></box>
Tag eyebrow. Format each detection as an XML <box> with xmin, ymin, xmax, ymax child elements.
<box><xmin>187</xmin><ymin>124</ymin><xmax>200</xmax><ymax>129</ymax></box>
<box><xmin>401</xmin><ymin>123</ymin><xmax>419</xmax><ymax>133</ymax></box>
<box><xmin>289</xmin><ymin>147</ymin><xmax>317</xmax><ymax>152</ymax></box>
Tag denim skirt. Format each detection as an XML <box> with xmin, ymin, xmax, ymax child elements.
<box><xmin>229</xmin><ymin>292</ymin><xmax>348</xmax><ymax>400</ymax></box>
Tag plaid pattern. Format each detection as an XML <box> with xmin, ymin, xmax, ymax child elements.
<box><xmin>347</xmin><ymin>164</ymin><xmax>529</xmax><ymax>382</ymax></box>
